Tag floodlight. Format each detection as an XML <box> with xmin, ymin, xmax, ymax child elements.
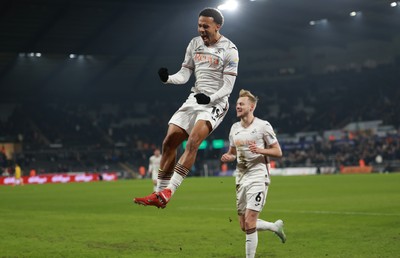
<box><xmin>309</xmin><ymin>19</ymin><xmax>327</xmax><ymax>26</ymax></box>
<box><xmin>390</xmin><ymin>2</ymin><xmax>397</xmax><ymax>7</ymax></box>
<box><xmin>218</xmin><ymin>0</ymin><xmax>239</xmax><ymax>11</ymax></box>
<box><xmin>350</xmin><ymin>11</ymin><xmax>362</xmax><ymax>17</ymax></box>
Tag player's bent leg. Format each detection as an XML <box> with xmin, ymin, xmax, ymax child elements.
<box><xmin>157</xmin><ymin>125</ymin><xmax>188</xmax><ymax>191</ymax></box>
<box><xmin>256</xmin><ymin>218</ymin><xmax>287</xmax><ymax>243</ymax></box>
<box><xmin>274</xmin><ymin>219</ymin><xmax>287</xmax><ymax>243</ymax></box>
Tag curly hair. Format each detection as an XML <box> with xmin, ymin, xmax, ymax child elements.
<box><xmin>199</xmin><ymin>7</ymin><xmax>224</xmax><ymax>26</ymax></box>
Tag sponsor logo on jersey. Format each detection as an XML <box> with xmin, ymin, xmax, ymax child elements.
<box><xmin>234</xmin><ymin>139</ymin><xmax>256</xmax><ymax>147</ymax></box>
<box><xmin>194</xmin><ymin>53</ymin><xmax>220</xmax><ymax>65</ymax></box>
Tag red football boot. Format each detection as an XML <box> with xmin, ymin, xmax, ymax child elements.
<box><xmin>133</xmin><ymin>188</ymin><xmax>172</xmax><ymax>209</ymax></box>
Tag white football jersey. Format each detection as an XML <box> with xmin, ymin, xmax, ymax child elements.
<box><xmin>149</xmin><ymin>155</ymin><xmax>162</xmax><ymax>179</ymax></box>
<box><xmin>182</xmin><ymin>36</ymin><xmax>239</xmax><ymax>99</ymax></box>
<box><xmin>229</xmin><ymin>117</ymin><xmax>278</xmax><ymax>185</ymax></box>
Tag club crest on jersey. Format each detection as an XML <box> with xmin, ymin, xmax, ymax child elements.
<box><xmin>195</xmin><ymin>46</ymin><xmax>204</xmax><ymax>51</ymax></box>
<box><xmin>215</xmin><ymin>48</ymin><xmax>223</xmax><ymax>54</ymax></box>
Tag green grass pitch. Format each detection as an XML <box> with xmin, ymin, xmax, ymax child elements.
<box><xmin>1</xmin><ymin>173</ymin><xmax>399</xmax><ymax>258</ymax></box>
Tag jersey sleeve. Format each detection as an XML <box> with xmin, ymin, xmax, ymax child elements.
<box><xmin>181</xmin><ymin>39</ymin><xmax>195</xmax><ymax>71</ymax></box>
<box><xmin>223</xmin><ymin>44</ymin><xmax>239</xmax><ymax>76</ymax></box>
<box><xmin>229</xmin><ymin>124</ymin><xmax>237</xmax><ymax>147</ymax></box>
<box><xmin>263</xmin><ymin>122</ymin><xmax>278</xmax><ymax>146</ymax></box>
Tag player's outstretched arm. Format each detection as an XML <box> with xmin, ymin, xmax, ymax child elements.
<box><xmin>158</xmin><ymin>68</ymin><xmax>169</xmax><ymax>82</ymax></box>
<box><xmin>158</xmin><ymin>67</ymin><xmax>192</xmax><ymax>85</ymax></box>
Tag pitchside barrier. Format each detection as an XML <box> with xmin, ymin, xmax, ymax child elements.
<box><xmin>218</xmin><ymin>166</ymin><xmax>378</xmax><ymax>177</ymax></box>
<box><xmin>0</xmin><ymin>172</ymin><xmax>118</xmax><ymax>186</ymax></box>
<box><xmin>269</xmin><ymin>167</ymin><xmax>318</xmax><ymax>176</ymax></box>
<box><xmin>340</xmin><ymin>166</ymin><xmax>373</xmax><ymax>174</ymax></box>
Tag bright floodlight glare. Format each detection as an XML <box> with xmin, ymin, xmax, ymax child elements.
<box><xmin>350</xmin><ymin>11</ymin><xmax>357</xmax><ymax>17</ymax></box>
<box><xmin>309</xmin><ymin>18</ymin><xmax>328</xmax><ymax>26</ymax></box>
<box><xmin>69</xmin><ymin>54</ymin><xmax>77</xmax><ymax>59</ymax></box>
<box><xmin>390</xmin><ymin>2</ymin><xmax>397</xmax><ymax>7</ymax></box>
<box><xmin>35</xmin><ymin>53</ymin><xmax>41</xmax><ymax>57</ymax></box>
<box><xmin>218</xmin><ymin>0</ymin><xmax>238</xmax><ymax>11</ymax></box>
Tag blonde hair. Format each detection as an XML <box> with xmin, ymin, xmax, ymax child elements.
<box><xmin>239</xmin><ymin>89</ymin><xmax>258</xmax><ymax>105</ymax></box>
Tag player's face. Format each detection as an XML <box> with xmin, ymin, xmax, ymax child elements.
<box><xmin>198</xmin><ymin>16</ymin><xmax>221</xmax><ymax>46</ymax></box>
<box><xmin>236</xmin><ymin>97</ymin><xmax>254</xmax><ymax>118</ymax></box>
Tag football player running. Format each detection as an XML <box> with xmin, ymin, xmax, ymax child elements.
<box><xmin>221</xmin><ymin>89</ymin><xmax>286</xmax><ymax>258</ymax></box>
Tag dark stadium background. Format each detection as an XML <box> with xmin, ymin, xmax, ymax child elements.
<box><xmin>0</xmin><ymin>0</ymin><xmax>399</xmax><ymax>178</ymax></box>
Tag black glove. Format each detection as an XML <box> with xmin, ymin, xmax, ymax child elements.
<box><xmin>158</xmin><ymin>67</ymin><xmax>169</xmax><ymax>82</ymax></box>
<box><xmin>194</xmin><ymin>93</ymin><xmax>211</xmax><ymax>104</ymax></box>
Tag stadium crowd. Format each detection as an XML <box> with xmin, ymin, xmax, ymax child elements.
<box><xmin>1</xmin><ymin>63</ymin><xmax>399</xmax><ymax>177</ymax></box>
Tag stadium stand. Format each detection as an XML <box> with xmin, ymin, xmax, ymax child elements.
<box><xmin>1</xmin><ymin>63</ymin><xmax>399</xmax><ymax>177</ymax></box>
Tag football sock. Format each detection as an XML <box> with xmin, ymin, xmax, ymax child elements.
<box><xmin>245</xmin><ymin>228</ymin><xmax>258</xmax><ymax>258</ymax></box>
<box><xmin>167</xmin><ymin>163</ymin><xmax>189</xmax><ymax>194</ymax></box>
<box><xmin>156</xmin><ymin>169</ymin><xmax>171</xmax><ymax>192</ymax></box>
<box><xmin>256</xmin><ymin>219</ymin><xmax>278</xmax><ymax>232</ymax></box>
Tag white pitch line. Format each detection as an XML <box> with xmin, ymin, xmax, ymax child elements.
<box><xmin>268</xmin><ymin>209</ymin><xmax>400</xmax><ymax>217</ymax></box>
<box><xmin>176</xmin><ymin>206</ymin><xmax>400</xmax><ymax>216</ymax></box>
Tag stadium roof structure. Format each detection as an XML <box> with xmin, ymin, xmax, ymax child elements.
<box><xmin>0</xmin><ymin>0</ymin><xmax>399</xmax><ymax>100</ymax></box>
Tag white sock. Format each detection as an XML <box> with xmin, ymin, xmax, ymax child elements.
<box><xmin>156</xmin><ymin>179</ymin><xmax>170</xmax><ymax>192</ymax></box>
<box><xmin>256</xmin><ymin>219</ymin><xmax>278</xmax><ymax>232</ymax></box>
<box><xmin>156</xmin><ymin>169</ymin><xmax>171</xmax><ymax>192</ymax></box>
<box><xmin>245</xmin><ymin>230</ymin><xmax>258</xmax><ymax>258</ymax></box>
<box><xmin>167</xmin><ymin>163</ymin><xmax>189</xmax><ymax>194</ymax></box>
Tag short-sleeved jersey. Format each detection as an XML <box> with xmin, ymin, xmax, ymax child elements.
<box><xmin>229</xmin><ymin>117</ymin><xmax>278</xmax><ymax>185</ymax></box>
<box><xmin>182</xmin><ymin>36</ymin><xmax>239</xmax><ymax>99</ymax></box>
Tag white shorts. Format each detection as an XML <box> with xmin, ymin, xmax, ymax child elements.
<box><xmin>168</xmin><ymin>93</ymin><xmax>229</xmax><ymax>135</ymax></box>
<box><xmin>236</xmin><ymin>181</ymin><xmax>268</xmax><ymax>215</ymax></box>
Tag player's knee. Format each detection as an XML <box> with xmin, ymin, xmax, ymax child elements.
<box><xmin>244</xmin><ymin>220</ymin><xmax>257</xmax><ymax>231</ymax></box>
